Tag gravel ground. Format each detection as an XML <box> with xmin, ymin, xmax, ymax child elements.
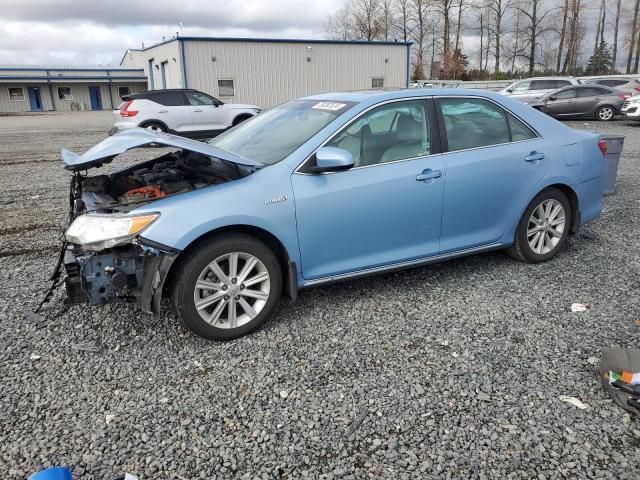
<box><xmin>1</xmin><ymin>112</ymin><xmax>639</xmax><ymax>479</ymax></box>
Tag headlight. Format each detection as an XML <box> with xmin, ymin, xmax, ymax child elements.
<box><xmin>65</xmin><ymin>213</ymin><xmax>159</xmax><ymax>250</ymax></box>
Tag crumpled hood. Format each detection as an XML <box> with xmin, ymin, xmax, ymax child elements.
<box><xmin>61</xmin><ymin>127</ymin><xmax>262</xmax><ymax>171</ymax></box>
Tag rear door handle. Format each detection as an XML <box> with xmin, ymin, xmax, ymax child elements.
<box><xmin>525</xmin><ymin>152</ymin><xmax>545</xmax><ymax>162</ymax></box>
<box><xmin>416</xmin><ymin>169</ymin><xmax>442</xmax><ymax>182</ymax></box>
<box><xmin>158</xmin><ymin>110</ymin><xmax>168</xmax><ymax>113</ymax></box>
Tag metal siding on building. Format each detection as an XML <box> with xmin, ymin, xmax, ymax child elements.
<box><xmin>130</xmin><ymin>42</ymin><xmax>183</xmax><ymax>90</ymax></box>
<box><xmin>182</xmin><ymin>40</ymin><xmax>407</xmax><ymax>107</ymax></box>
<box><xmin>0</xmin><ymin>85</ymin><xmax>51</xmax><ymax>112</ymax></box>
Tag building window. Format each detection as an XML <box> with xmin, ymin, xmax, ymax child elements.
<box><xmin>57</xmin><ymin>86</ymin><xmax>73</xmax><ymax>100</ymax></box>
<box><xmin>372</xmin><ymin>78</ymin><xmax>384</xmax><ymax>89</ymax></box>
<box><xmin>218</xmin><ymin>79</ymin><xmax>235</xmax><ymax>97</ymax></box>
<box><xmin>8</xmin><ymin>87</ymin><xmax>25</xmax><ymax>101</ymax></box>
<box><xmin>117</xmin><ymin>86</ymin><xmax>132</xmax><ymax>98</ymax></box>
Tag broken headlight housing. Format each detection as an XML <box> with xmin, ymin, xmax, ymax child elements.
<box><xmin>65</xmin><ymin>213</ymin><xmax>159</xmax><ymax>250</ymax></box>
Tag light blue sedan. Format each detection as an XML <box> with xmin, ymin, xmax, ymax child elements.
<box><xmin>61</xmin><ymin>88</ymin><xmax>606</xmax><ymax>340</ymax></box>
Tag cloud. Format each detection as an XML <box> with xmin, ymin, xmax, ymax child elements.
<box><xmin>0</xmin><ymin>0</ymin><xmax>343</xmax><ymax>65</ymax></box>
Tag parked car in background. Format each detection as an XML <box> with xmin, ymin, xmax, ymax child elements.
<box><xmin>585</xmin><ymin>77</ymin><xmax>640</xmax><ymax>94</ymax></box>
<box><xmin>525</xmin><ymin>85</ymin><xmax>629</xmax><ymax>121</ymax></box>
<box><xmin>499</xmin><ymin>77</ymin><xmax>582</xmax><ymax>103</ymax></box>
<box><xmin>621</xmin><ymin>94</ymin><xmax>640</xmax><ymax>119</ymax></box>
<box><xmin>62</xmin><ymin>89</ymin><xmax>605</xmax><ymax>340</ymax></box>
<box><xmin>110</xmin><ymin>88</ymin><xmax>261</xmax><ymax>139</ymax></box>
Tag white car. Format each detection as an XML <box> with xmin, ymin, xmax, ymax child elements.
<box><xmin>111</xmin><ymin>89</ymin><xmax>261</xmax><ymax>139</ymax></box>
<box><xmin>621</xmin><ymin>94</ymin><xmax>640</xmax><ymax>119</ymax></box>
<box><xmin>499</xmin><ymin>77</ymin><xmax>582</xmax><ymax>103</ymax></box>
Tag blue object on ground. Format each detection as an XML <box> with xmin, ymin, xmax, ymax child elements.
<box><xmin>29</xmin><ymin>466</ymin><xmax>73</xmax><ymax>480</ymax></box>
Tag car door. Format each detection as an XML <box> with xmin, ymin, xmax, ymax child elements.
<box><xmin>544</xmin><ymin>87</ymin><xmax>578</xmax><ymax>117</ymax></box>
<box><xmin>290</xmin><ymin>99</ymin><xmax>446</xmax><ymax>281</ymax></box>
<box><xmin>147</xmin><ymin>91</ymin><xmax>193</xmax><ymax>132</ymax></box>
<box><xmin>574</xmin><ymin>87</ymin><xmax>604</xmax><ymax>116</ymax></box>
<box><xmin>435</xmin><ymin>97</ymin><xmax>548</xmax><ymax>253</ymax></box>
<box><xmin>185</xmin><ymin>91</ymin><xmax>228</xmax><ymax>132</ymax></box>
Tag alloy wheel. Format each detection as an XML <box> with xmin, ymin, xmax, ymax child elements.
<box><xmin>598</xmin><ymin>107</ymin><xmax>614</xmax><ymax>121</ymax></box>
<box><xmin>193</xmin><ymin>252</ymin><xmax>271</xmax><ymax>329</ymax></box>
<box><xmin>527</xmin><ymin>199</ymin><xmax>566</xmax><ymax>255</ymax></box>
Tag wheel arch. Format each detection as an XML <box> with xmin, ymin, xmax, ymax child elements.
<box><xmin>545</xmin><ymin>183</ymin><xmax>580</xmax><ymax>232</ymax></box>
<box><xmin>165</xmin><ymin>224</ymin><xmax>298</xmax><ymax>300</ymax></box>
<box><xmin>232</xmin><ymin>113</ymin><xmax>253</xmax><ymax>126</ymax></box>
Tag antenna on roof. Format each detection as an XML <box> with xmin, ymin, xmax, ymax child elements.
<box><xmin>179</xmin><ymin>21</ymin><xmax>184</xmax><ymax>36</ymax></box>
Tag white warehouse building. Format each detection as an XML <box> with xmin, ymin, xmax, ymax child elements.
<box><xmin>0</xmin><ymin>66</ymin><xmax>147</xmax><ymax>113</ymax></box>
<box><xmin>120</xmin><ymin>36</ymin><xmax>411</xmax><ymax>108</ymax></box>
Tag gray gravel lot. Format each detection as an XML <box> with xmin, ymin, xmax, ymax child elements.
<box><xmin>1</xmin><ymin>112</ymin><xmax>640</xmax><ymax>479</ymax></box>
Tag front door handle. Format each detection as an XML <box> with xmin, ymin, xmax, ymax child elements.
<box><xmin>525</xmin><ymin>152</ymin><xmax>545</xmax><ymax>162</ymax></box>
<box><xmin>158</xmin><ymin>110</ymin><xmax>168</xmax><ymax>113</ymax></box>
<box><xmin>193</xmin><ymin>109</ymin><xmax>203</xmax><ymax>112</ymax></box>
<box><xmin>416</xmin><ymin>169</ymin><xmax>442</xmax><ymax>182</ymax></box>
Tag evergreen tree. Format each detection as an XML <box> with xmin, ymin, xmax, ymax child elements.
<box><xmin>585</xmin><ymin>42</ymin><xmax>613</xmax><ymax>75</ymax></box>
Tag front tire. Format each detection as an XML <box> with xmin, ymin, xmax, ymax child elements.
<box><xmin>508</xmin><ymin>188</ymin><xmax>572</xmax><ymax>263</ymax></box>
<box><xmin>172</xmin><ymin>233</ymin><xmax>282</xmax><ymax>340</ymax></box>
<box><xmin>596</xmin><ymin>105</ymin><xmax>615</xmax><ymax>122</ymax></box>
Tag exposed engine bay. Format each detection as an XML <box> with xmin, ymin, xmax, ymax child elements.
<box><xmin>73</xmin><ymin>149</ymin><xmax>254</xmax><ymax>216</ymax></box>
<box><xmin>59</xmin><ymin>139</ymin><xmax>258</xmax><ymax>316</ymax></box>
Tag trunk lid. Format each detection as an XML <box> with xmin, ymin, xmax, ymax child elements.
<box><xmin>62</xmin><ymin>127</ymin><xmax>262</xmax><ymax>171</ymax></box>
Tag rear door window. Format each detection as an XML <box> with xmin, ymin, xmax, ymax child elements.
<box><xmin>438</xmin><ymin>98</ymin><xmax>510</xmax><ymax>151</ymax></box>
<box><xmin>578</xmin><ymin>87</ymin><xmax>608</xmax><ymax>97</ymax></box>
<box><xmin>508</xmin><ymin>114</ymin><xmax>537</xmax><ymax>142</ymax></box>
<box><xmin>150</xmin><ymin>92</ymin><xmax>186</xmax><ymax>106</ymax></box>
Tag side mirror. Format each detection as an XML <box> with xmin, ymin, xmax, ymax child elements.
<box><xmin>506</xmin><ymin>88</ymin><xmax>514</xmax><ymax>93</ymax></box>
<box><xmin>309</xmin><ymin>147</ymin><xmax>354</xmax><ymax>173</ymax></box>
<box><xmin>547</xmin><ymin>96</ymin><xmax>556</xmax><ymax>101</ymax></box>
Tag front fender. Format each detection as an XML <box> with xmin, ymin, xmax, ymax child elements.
<box><xmin>133</xmin><ymin>162</ymin><xmax>300</xmax><ymax>266</ymax></box>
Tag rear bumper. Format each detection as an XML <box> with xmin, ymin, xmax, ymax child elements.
<box><xmin>64</xmin><ymin>243</ymin><xmax>178</xmax><ymax>316</ymax></box>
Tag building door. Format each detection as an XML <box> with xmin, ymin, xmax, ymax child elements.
<box><xmin>160</xmin><ymin>61</ymin><xmax>168</xmax><ymax>88</ymax></box>
<box><xmin>89</xmin><ymin>86</ymin><xmax>103</xmax><ymax>110</ymax></box>
<box><xmin>27</xmin><ymin>87</ymin><xmax>43</xmax><ymax>111</ymax></box>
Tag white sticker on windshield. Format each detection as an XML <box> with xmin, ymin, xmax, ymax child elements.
<box><xmin>312</xmin><ymin>102</ymin><xmax>347</xmax><ymax>111</ymax></box>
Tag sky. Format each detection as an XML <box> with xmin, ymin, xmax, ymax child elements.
<box><xmin>0</xmin><ymin>0</ymin><xmax>343</xmax><ymax>66</ymax></box>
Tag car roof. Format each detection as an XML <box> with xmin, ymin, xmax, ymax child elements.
<box><xmin>301</xmin><ymin>88</ymin><xmax>506</xmax><ymax>103</ymax></box>
<box><xmin>125</xmin><ymin>89</ymin><xmax>200</xmax><ymax>99</ymax></box>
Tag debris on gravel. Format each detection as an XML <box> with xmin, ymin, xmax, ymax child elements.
<box><xmin>1</xmin><ymin>113</ymin><xmax>640</xmax><ymax>478</ymax></box>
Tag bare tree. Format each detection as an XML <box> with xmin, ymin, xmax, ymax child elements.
<box><xmin>627</xmin><ymin>0</ymin><xmax>640</xmax><ymax>73</ymax></box>
<box><xmin>612</xmin><ymin>0</ymin><xmax>622</xmax><ymax>72</ymax></box>
<box><xmin>516</xmin><ymin>0</ymin><xmax>558</xmax><ymax>75</ymax></box>
<box><xmin>555</xmin><ymin>0</ymin><xmax>569</xmax><ymax>73</ymax></box>
<box><xmin>381</xmin><ymin>0</ymin><xmax>395</xmax><ymax>40</ymax></box>
<box><xmin>485</xmin><ymin>0</ymin><xmax>513</xmax><ymax>75</ymax></box>
<box><xmin>454</xmin><ymin>0</ymin><xmax>465</xmax><ymax>53</ymax></box>
<box><xmin>592</xmin><ymin>0</ymin><xmax>604</xmax><ymax>60</ymax></box>
<box><xmin>433</xmin><ymin>0</ymin><xmax>456</xmax><ymax>76</ymax></box>
<box><xmin>411</xmin><ymin>0</ymin><xmax>430</xmax><ymax>79</ymax></box>
<box><xmin>394</xmin><ymin>0</ymin><xmax>412</xmax><ymax>42</ymax></box>
<box><xmin>562</xmin><ymin>0</ymin><xmax>583</xmax><ymax>74</ymax></box>
<box><xmin>325</xmin><ymin>6</ymin><xmax>353</xmax><ymax>40</ymax></box>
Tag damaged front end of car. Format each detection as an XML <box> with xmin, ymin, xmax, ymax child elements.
<box><xmin>56</xmin><ymin>128</ymin><xmax>261</xmax><ymax>317</ymax></box>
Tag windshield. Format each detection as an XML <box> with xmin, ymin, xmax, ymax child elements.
<box><xmin>208</xmin><ymin>100</ymin><xmax>355</xmax><ymax>165</ymax></box>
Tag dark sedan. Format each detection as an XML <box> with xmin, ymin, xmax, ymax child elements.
<box><xmin>525</xmin><ymin>85</ymin><xmax>630</xmax><ymax>121</ymax></box>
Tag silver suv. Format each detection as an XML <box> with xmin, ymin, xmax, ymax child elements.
<box><xmin>111</xmin><ymin>89</ymin><xmax>261</xmax><ymax>139</ymax></box>
<box><xmin>499</xmin><ymin>77</ymin><xmax>582</xmax><ymax>103</ymax></box>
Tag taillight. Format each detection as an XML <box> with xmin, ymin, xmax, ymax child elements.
<box><xmin>634</xmin><ymin>87</ymin><xmax>640</xmax><ymax>92</ymax></box>
<box><xmin>598</xmin><ymin>139</ymin><xmax>607</xmax><ymax>156</ymax></box>
<box><xmin>119</xmin><ymin>100</ymin><xmax>138</xmax><ymax>117</ymax></box>
<box><xmin>618</xmin><ymin>94</ymin><xmax>630</xmax><ymax>100</ymax></box>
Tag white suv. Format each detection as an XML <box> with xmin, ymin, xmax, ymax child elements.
<box><xmin>499</xmin><ymin>77</ymin><xmax>582</xmax><ymax>103</ymax></box>
<box><xmin>111</xmin><ymin>89</ymin><xmax>261</xmax><ymax>139</ymax></box>
<box><xmin>621</xmin><ymin>95</ymin><xmax>640</xmax><ymax>119</ymax></box>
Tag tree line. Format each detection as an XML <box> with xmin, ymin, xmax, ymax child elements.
<box><xmin>325</xmin><ymin>0</ymin><xmax>640</xmax><ymax>81</ymax></box>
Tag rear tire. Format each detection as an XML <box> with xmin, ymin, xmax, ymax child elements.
<box><xmin>508</xmin><ymin>188</ymin><xmax>572</xmax><ymax>264</ymax></box>
<box><xmin>596</xmin><ymin>105</ymin><xmax>615</xmax><ymax>122</ymax></box>
<box><xmin>172</xmin><ymin>233</ymin><xmax>282</xmax><ymax>341</ymax></box>
<box><xmin>141</xmin><ymin>121</ymin><xmax>166</xmax><ymax>133</ymax></box>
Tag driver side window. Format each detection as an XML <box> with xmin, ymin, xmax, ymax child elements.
<box><xmin>326</xmin><ymin>100</ymin><xmax>430</xmax><ymax>168</ymax></box>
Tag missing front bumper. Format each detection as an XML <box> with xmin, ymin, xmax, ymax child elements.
<box><xmin>63</xmin><ymin>243</ymin><xmax>178</xmax><ymax>316</ymax></box>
